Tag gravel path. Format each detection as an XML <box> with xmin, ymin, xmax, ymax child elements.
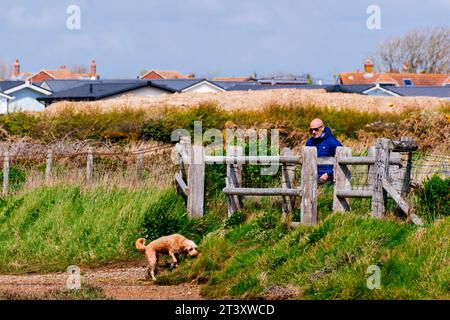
<box><xmin>0</xmin><ymin>262</ymin><xmax>204</xmax><ymax>300</ymax></box>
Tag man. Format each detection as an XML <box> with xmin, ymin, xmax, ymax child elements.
<box><xmin>306</xmin><ymin>119</ymin><xmax>342</xmax><ymax>183</ymax></box>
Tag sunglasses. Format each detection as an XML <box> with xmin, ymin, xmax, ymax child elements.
<box><xmin>309</xmin><ymin>126</ymin><xmax>323</xmax><ymax>133</ymax></box>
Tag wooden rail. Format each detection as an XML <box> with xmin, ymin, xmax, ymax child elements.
<box><xmin>223</xmin><ymin>187</ymin><xmax>302</xmax><ymax>196</ymax></box>
<box><xmin>173</xmin><ymin>137</ymin><xmax>423</xmax><ymax>226</ymax></box>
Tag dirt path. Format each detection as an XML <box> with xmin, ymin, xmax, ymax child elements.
<box><xmin>0</xmin><ymin>261</ymin><xmax>204</xmax><ymax>300</ymax></box>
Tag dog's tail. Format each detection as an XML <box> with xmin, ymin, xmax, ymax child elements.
<box><xmin>135</xmin><ymin>238</ymin><xmax>147</xmax><ymax>253</ymax></box>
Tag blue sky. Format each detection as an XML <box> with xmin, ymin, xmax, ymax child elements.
<box><xmin>0</xmin><ymin>0</ymin><xmax>448</xmax><ymax>82</ymax></box>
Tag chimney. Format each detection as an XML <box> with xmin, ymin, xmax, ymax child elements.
<box><xmin>60</xmin><ymin>65</ymin><xmax>67</xmax><ymax>70</ymax></box>
<box><xmin>90</xmin><ymin>59</ymin><xmax>97</xmax><ymax>76</ymax></box>
<box><xmin>363</xmin><ymin>59</ymin><xmax>374</xmax><ymax>79</ymax></box>
<box><xmin>14</xmin><ymin>59</ymin><xmax>20</xmax><ymax>77</ymax></box>
<box><xmin>363</xmin><ymin>59</ymin><xmax>374</xmax><ymax>74</ymax></box>
<box><xmin>402</xmin><ymin>61</ymin><xmax>410</xmax><ymax>72</ymax></box>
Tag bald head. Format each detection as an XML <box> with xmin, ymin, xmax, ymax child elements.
<box><xmin>309</xmin><ymin>118</ymin><xmax>325</xmax><ymax>138</ymax></box>
<box><xmin>310</xmin><ymin>119</ymin><xmax>324</xmax><ymax>128</ymax></box>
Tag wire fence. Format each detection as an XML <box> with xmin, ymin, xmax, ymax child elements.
<box><xmin>0</xmin><ymin>141</ymin><xmax>448</xmax><ymax>198</ymax></box>
<box><xmin>0</xmin><ymin>143</ymin><xmax>176</xmax><ymax>196</ymax></box>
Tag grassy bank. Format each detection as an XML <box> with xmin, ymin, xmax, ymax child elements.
<box><xmin>0</xmin><ymin>185</ymin><xmax>220</xmax><ymax>273</ymax></box>
<box><xmin>158</xmin><ymin>210</ymin><xmax>449</xmax><ymax>300</ymax></box>
<box><xmin>0</xmin><ymin>181</ymin><xmax>448</xmax><ymax>300</ymax></box>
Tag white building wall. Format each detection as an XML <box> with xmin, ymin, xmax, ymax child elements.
<box><xmin>183</xmin><ymin>82</ymin><xmax>223</xmax><ymax>93</ymax></box>
<box><xmin>0</xmin><ymin>96</ymin><xmax>8</xmax><ymax>114</ymax></box>
<box><xmin>7</xmin><ymin>88</ymin><xmax>47</xmax><ymax>112</ymax></box>
<box><xmin>8</xmin><ymin>96</ymin><xmax>46</xmax><ymax>112</ymax></box>
<box><xmin>104</xmin><ymin>86</ymin><xmax>169</xmax><ymax>100</ymax></box>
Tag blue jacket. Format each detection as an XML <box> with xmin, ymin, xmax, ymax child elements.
<box><xmin>306</xmin><ymin>127</ymin><xmax>342</xmax><ymax>181</ymax></box>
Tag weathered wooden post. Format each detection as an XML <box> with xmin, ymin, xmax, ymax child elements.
<box><xmin>333</xmin><ymin>147</ymin><xmax>352</xmax><ymax>212</ymax></box>
<box><xmin>2</xmin><ymin>151</ymin><xmax>9</xmax><ymax>196</ymax></box>
<box><xmin>301</xmin><ymin>146</ymin><xmax>318</xmax><ymax>225</ymax></box>
<box><xmin>86</xmin><ymin>147</ymin><xmax>93</xmax><ymax>182</ymax></box>
<box><xmin>389</xmin><ymin>152</ymin><xmax>402</xmax><ymax>195</ymax></box>
<box><xmin>226</xmin><ymin>145</ymin><xmax>244</xmax><ymax>217</ymax></box>
<box><xmin>187</xmin><ymin>144</ymin><xmax>205</xmax><ymax>218</ymax></box>
<box><xmin>398</xmin><ymin>138</ymin><xmax>415</xmax><ymax>198</ymax></box>
<box><xmin>45</xmin><ymin>149</ymin><xmax>53</xmax><ymax>183</ymax></box>
<box><xmin>368</xmin><ymin>146</ymin><xmax>376</xmax><ymax>188</ymax></box>
<box><xmin>135</xmin><ymin>149</ymin><xmax>145</xmax><ymax>180</ymax></box>
<box><xmin>180</xmin><ymin>136</ymin><xmax>191</xmax><ymax>183</ymax></box>
<box><xmin>281</xmin><ymin>148</ymin><xmax>296</xmax><ymax>216</ymax></box>
<box><xmin>371</xmin><ymin>138</ymin><xmax>390</xmax><ymax>218</ymax></box>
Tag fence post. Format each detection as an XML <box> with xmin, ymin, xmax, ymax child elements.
<box><xmin>187</xmin><ymin>144</ymin><xmax>205</xmax><ymax>218</ymax></box>
<box><xmin>45</xmin><ymin>149</ymin><xmax>53</xmax><ymax>183</ymax></box>
<box><xmin>281</xmin><ymin>147</ymin><xmax>296</xmax><ymax>217</ymax></box>
<box><xmin>86</xmin><ymin>147</ymin><xmax>93</xmax><ymax>182</ymax></box>
<box><xmin>226</xmin><ymin>145</ymin><xmax>243</xmax><ymax>217</ymax></box>
<box><xmin>371</xmin><ymin>138</ymin><xmax>390</xmax><ymax>218</ymax></box>
<box><xmin>135</xmin><ymin>149</ymin><xmax>145</xmax><ymax>180</ymax></box>
<box><xmin>367</xmin><ymin>146</ymin><xmax>376</xmax><ymax>188</ymax></box>
<box><xmin>2</xmin><ymin>151</ymin><xmax>9</xmax><ymax>196</ymax></box>
<box><xmin>301</xmin><ymin>146</ymin><xmax>317</xmax><ymax>225</ymax></box>
<box><xmin>180</xmin><ymin>136</ymin><xmax>191</xmax><ymax>183</ymax></box>
<box><xmin>389</xmin><ymin>152</ymin><xmax>402</xmax><ymax>194</ymax></box>
<box><xmin>333</xmin><ymin>147</ymin><xmax>352</xmax><ymax>212</ymax></box>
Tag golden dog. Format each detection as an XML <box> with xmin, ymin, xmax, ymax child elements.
<box><xmin>135</xmin><ymin>234</ymin><xmax>199</xmax><ymax>280</ymax></box>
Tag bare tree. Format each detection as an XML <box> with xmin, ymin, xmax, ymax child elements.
<box><xmin>70</xmin><ymin>65</ymin><xmax>89</xmax><ymax>74</ymax></box>
<box><xmin>376</xmin><ymin>27</ymin><xmax>450</xmax><ymax>73</ymax></box>
<box><xmin>0</xmin><ymin>59</ymin><xmax>12</xmax><ymax>80</ymax></box>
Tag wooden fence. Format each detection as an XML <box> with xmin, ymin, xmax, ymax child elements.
<box><xmin>1</xmin><ymin>145</ymin><xmax>172</xmax><ymax>196</ymax></box>
<box><xmin>174</xmin><ymin>137</ymin><xmax>424</xmax><ymax>226</ymax></box>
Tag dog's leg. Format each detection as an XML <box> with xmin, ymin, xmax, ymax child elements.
<box><xmin>145</xmin><ymin>250</ymin><xmax>157</xmax><ymax>281</ymax></box>
<box><xmin>169</xmin><ymin>251</ymin><xmax>178</xmax><ymax>268</ymax></box>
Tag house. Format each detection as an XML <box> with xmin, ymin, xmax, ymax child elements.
<box><xmin>38</xmin><ymin>81</ymin><xmax>172</xmax><ymax>105</ymax></box>
<box><xmin>326</xmin><ymin>83</ymin><xmax>449</xmax><ymax>98</ymax></box>
<box><xmin>338</xmin><ymin>60</ymin><xmax>450</xmax><ymax>87</ymax></box>
<box><xmin>212</xmin><ymin>76</ymin><xmax>255</xmax><ymax>82</ymax></box>
<box><xmin>38</xmin><ymin>78</ymin><xmax>227</xmax><ymax>105</ymax></box>
<box><xmin>11</xmin><ymin>59</ymin><xmax>100</xmax><ymax>82</ymax></box>
<box><xmin>1</xmin><ymin>81</ymin><xmax>52</xmax><ymax>112</ymax></box>
<box><xmin>227</xmin><ymin>83</ymin><xmax>328</xmax><ymax>91</ymax></box>
<box><xmin>140</xmin><ymin>70</ymin><xmax>195</xmax><ymax>80</ymax></box>
<box><xmin>158</xmin><ymin>79</ymin><xmax>225</xmax><ymax>93</ymax></box>
<box><xmin>0</xmin><ymin>91</ymin><xmax>13</xmax><ymax>114</ymax></box>
<box><xmin>40</xmin><ymin>79</ymin><xmax>97</xmax><ymax>92</ymax></box>
<box><xmin>363</xmin><ymin>84</ymin><xmax>450</xmax><ymax>98</ymax></box>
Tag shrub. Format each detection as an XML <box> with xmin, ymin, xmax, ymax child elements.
<box><xmin>0</xmin><ymin>166</ymin><xmax>27</xmax><ymax>192</ymax></box>
<box><xmin>224</xmin><ymin>211</ymin><xmax>247</xmax><ymax>229</ymax></box>
<box><xmin>205</xmin><ymin>164</ymin><xmax>226</xmax><ymax>198</ymax></box>
<box><xmin>140</xmin><ymin>189</ymin><xmax>189</xmax><ymax>241</ymax></box>
<box><xmin>0</xmin><ymin>112</ymin><xmax>38</xmax><ymax>136</ymax></box>
<box><xmin>140</xmin><ymin>118</ymin><xmax>175</xmax><ymax>143</ymax></box>
<box><xmin>416</xmin><ymin>175</ymin><xmax>450</xmax><ymax>222</ymax></box>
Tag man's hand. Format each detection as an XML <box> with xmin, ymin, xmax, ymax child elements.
<box><xmin>319</xmin><ymin>173</ymin><xmax>329</xmax><ymax>183</ymax></box>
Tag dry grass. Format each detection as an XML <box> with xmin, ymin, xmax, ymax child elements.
<box><xmin>21</xmin><ymin>158</ymin><xmax>175</xmax><ymax>194</ymax></box>
<box><xmin>1</xmin><ymin>140</ymin><xmax>176</xmax><ymax>196</ymax></box>
<box><xmin>44</xmin><ymin>89</ymin><xmax>449</xmax><ymax>114</ymax></box>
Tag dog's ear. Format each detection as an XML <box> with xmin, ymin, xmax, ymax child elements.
<box><xmin>179</xmin><ymin>241</ymin><xmax>189</xmax><ymax>254</ymax></box>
